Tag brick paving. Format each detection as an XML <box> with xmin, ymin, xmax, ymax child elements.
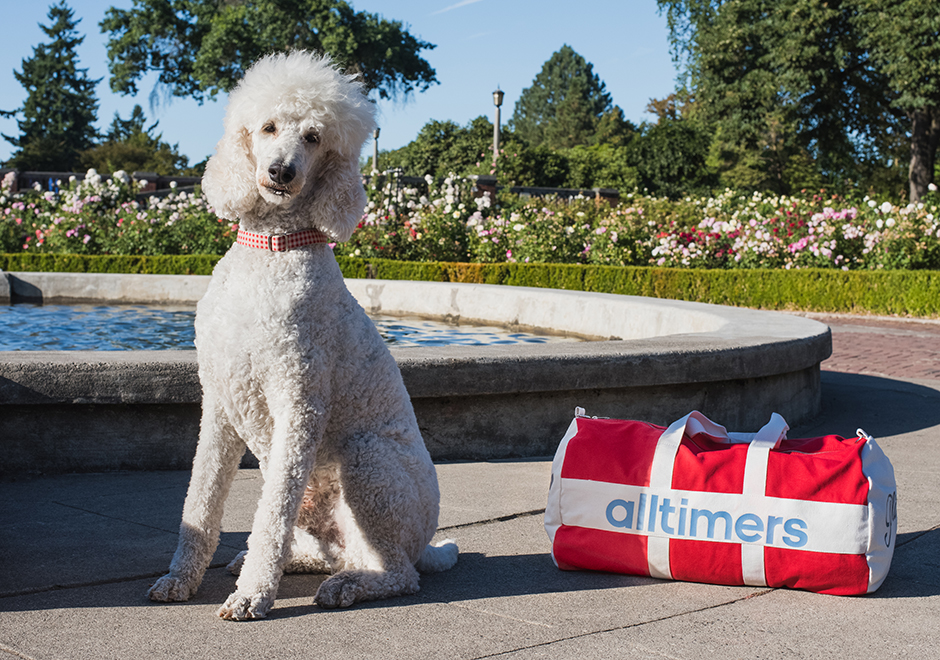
<box><xmin>799</xmin><ymin>313</ymin><xmax>940</xmax><ymax>381</ymax></box>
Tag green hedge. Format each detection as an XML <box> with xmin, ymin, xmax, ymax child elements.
<box><xmin>0</xmin><ymin>253</ymin><xmax>222</xmax><ymax>275</ymax></box>
<box><xmin>4</xmin><ymin>253</ymin><xmax>939</xmax><ymax>317</ymax></box>
<box><xmin>339</xmin><ymin>258</ymin><xmax>940</xmax><ymax>317</ymax></box>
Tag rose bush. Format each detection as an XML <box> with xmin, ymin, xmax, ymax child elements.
<box><xmin>3</xmin><ymin>169</ymin><xmax>939</xmax><ymax>270</ymax></box>
<box><xmin>0</xmin><ymin>170</ymin><xmax>236</xmax><ymax>256</ymax></box>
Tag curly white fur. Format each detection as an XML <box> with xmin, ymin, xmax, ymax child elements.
<box><xmin>201</xmin><ymin>51</ymin><xmax>375</xmax><ymax>242</ymax></box>
<box><xmin>147</xmin><ymin>51</ymin><xmax>457</xmax><ymax>620</ymax></box>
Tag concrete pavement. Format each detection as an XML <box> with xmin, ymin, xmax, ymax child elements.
<box><xmin>1</xmin><ymin>313</ymin><xmax>938</xmax><ymax>659</ymax></box>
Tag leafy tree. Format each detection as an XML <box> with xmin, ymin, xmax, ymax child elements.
<box><xmin>627</xmin><ymin>118</ymin><xmax>715</xmax><ymax>198</ymax></box>
<box><xmin>656</xmin><ymin>0</ymin><xmax>931</xmax><ymax>197</ymax></box>
<box><xmin>854</xmin><ymin>0</ymin><xmax>940</xmax><ymax>201</ymax></box>
<box><xmin>645</xmin><ymin>91</ymin><xmax>699</xmax><ymax>124</ymax></box>
<box><xmin>565</xmin><ymin>144</ymin><xmax>638</xmax><ymax>191</ymax></box>
<box><xmin>2</xmin><ymin>1</ymin><xmax>99</xmax><ymax>171</ymax></box>
<box><xmin>510</xmin><ymin>45</ymin><xmax>615</xmax><ymax>149</ymax></box>
<box><xmin>646</xmin><ymin>95</ymin><xmax>682</xmax><ymax>123</ymax></box>
<box><xmin>376</xmin><ymin>117</ymin><xmax>497</xmax><ymax>180</ymax></box>
<box><xmin>496</xmin><ymin>143</ymin><xmax>570</xmax><ymax>188</ymax></box>
<box><xmin>376</xmin><ymin>112</ymin><xmax>640</xmax><ymax>191</ymax></box>
<box><xmin>100</xmin><ymin>0</ymin><xmax>438</xmax><ymax>103</ymax></box>
<box><xmin>79</xmin><ymin>105</ymin><xmax>193</xmax><ymax>175</ymax></box>
<box><xmin>662</xmin><ymin>1</ymin><xmax>878</xmax><ymax>193</ymax></box>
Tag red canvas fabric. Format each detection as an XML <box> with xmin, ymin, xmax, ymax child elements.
<box><xmin>546</xmin><ymin>412</ymin><xmax>897</xmax><ymax>595</ymax></box>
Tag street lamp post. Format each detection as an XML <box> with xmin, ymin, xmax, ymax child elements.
<box><xmin>372</xmin><ymin>127</ymin><xmax>380</xmax><ymax>172</ymax></box>
<box><xmin>492</xmin><ymin>88</ymin><xmax>504</xmax><ymax>169</ymax></box>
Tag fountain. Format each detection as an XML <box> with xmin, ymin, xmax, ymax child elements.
<box><xmin>0</xmin><ymin>271</ymin><xmax>830</xmax><ymax>473</ymax></box>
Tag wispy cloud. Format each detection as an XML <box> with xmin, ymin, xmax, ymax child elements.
<box><xmin>463</xmin><ymin>31</ymin><xmax>495</xmax><ymax>41</ymax></box>
<box><xmin>431</xmin><ymin>0</ymin><xmax>485</xmax><ymax>16</ymax></box>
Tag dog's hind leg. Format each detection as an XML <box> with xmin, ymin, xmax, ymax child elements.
<box><xmin>314</xmin><ymin>546</ymin><xmax>420</xmax><ymax>609</ymax></box>
<box><xmin>227</xmin><ymin>528</ymin><xmax>332</xmax><ymax>576</ymax></box>
<box><xmin>279</xmin><ymin>472</ymin><xmax>344</xmax><ymax>574</ymax></box>
<box><xmin>313</xmin><ymin>432</ymin><xmax>429</xmax><ymax>608</ymax></box>
<box><xmin>149</xmin><ymin>397</ymin><xmax>245</xmax><ymax>603</ymax></box>
<box><xmin>284</xmin><ymin>527</ymin><xmax>334</xmax><ymax>573</ymax></box>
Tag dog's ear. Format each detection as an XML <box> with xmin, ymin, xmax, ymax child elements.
<box><xmin>202</xmin><ymin>125</ymin><xmax>258</xmax><ymax>221</ymax></box>
<box><xmin>304</xmin><ymin>149</ymin><xmax>366</xmax><ymax>243</ymax></box>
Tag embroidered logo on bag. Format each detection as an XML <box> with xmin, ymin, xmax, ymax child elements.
<box><xmin>884</xmin><ymin>491</ymin><xmax>898</xmax><ymax>548</ymax></box>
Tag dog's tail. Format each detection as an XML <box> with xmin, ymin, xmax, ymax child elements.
<box><xmin>415</xmin><ymin>539</ymin><xmax>459</xmax><ymax>573</ymax></box>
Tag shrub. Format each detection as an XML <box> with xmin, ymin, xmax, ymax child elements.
<box><xmin>3</xmin><ymin>168</ymin><xmax>940</xmax><ymax>274</ymax></box>
<box><xmin>0</xmin><ymin>169</ymin><xmax>236</xmax><ymax>257</ymax></box>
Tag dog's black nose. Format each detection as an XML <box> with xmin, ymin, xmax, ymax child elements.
<box><xmin>268</xmin><ymin>162</ymin><xmax>296</xmax><ymax>185</ymax></box>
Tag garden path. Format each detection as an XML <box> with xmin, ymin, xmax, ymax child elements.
<box><xmin>803</xmin><ymin>312</ymin><xmax>940</xmax><ymax>381</ymax></box>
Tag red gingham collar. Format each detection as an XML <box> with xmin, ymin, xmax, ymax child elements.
<box><xmin>236</xmin><ymin>226</ymin><xmax>331</xmax><ymax>252</ymax></box>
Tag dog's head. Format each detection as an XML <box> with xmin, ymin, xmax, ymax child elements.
<box><xmin>202</xmin><ymin>51</ymin><xmax>376</xmax><ymax>241</ymax></box>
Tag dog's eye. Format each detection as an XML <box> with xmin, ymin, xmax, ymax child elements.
<box><xmin>304</xmin><ymin>132</ymin><xmax>319</xmax><ymax>144</ymax></box>
<box><xmin>262</xmin><ymin>123</ymin><xmax>277</xmax><ymax>134</ymax></box>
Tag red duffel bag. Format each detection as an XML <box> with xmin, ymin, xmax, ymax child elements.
<box><xmin>545</xmin><ymin>408</ymin><xmax>897</xmax><ymax>595</ymax></box>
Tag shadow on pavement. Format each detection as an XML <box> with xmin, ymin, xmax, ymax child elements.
<box><xmin>794</xmin><ymin>371</ymin><xmax>940</xmax><ymax>439</ymax></box>
<box><xmin>870</xmin><ymin>527</ymin><xmax>940</xmax><ymax>599</ymax></box>
<box><xmin>3</xmin><ymin>542</ymin><xmax>937</xmax><ymax>618</ymax></box>
<box><xmin>0</xmin><ymin>551</ymin><xmax>654</xmax><ymax>615</ymax></box>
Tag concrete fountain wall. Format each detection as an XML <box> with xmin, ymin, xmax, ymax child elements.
<box><xmin>0</xmin><ymin>271</ymin><xmax>831</xmax><ymax>474</ymax></box>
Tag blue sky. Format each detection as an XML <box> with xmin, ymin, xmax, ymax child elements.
<box><xmin>0</xmin><ymin>0</ymin><xmax>679</xmax><ymax>167</ymax></box>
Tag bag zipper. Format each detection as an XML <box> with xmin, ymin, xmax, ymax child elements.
<box><xmin>574</xmin><ymin>407</ymin><xmax>609</xmax><ymax>419</ymax></box>
<box><xmin>574</xmin><ymin>407</ymin><xmax>871</xmax><ymax>452</ymax></box>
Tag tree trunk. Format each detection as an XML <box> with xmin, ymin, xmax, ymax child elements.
<box><xmin>909</xmin><ymin>108</ymin><xmax>940</xmax><ymax>203</ymax></box>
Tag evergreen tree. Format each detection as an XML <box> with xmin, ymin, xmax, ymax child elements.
<box><xmin>592</xmin><ymin>106</ymin><xmax>636</xmax><ymax>148</ymax></box>
<box><xmin>79</xmin><ymin>105</ymin><xmax>192</xmax><ymax>175</ymax></box>
<box><xmin>2</xmin><ymin>1</ymin><xmax>100</xmax><ymax>171</ymax></box>
<box><xmin>104</xmin><ymin>104</ymin><xmax>153</xmax><ymax>142</ymax></box>
<box><xmin>510</xmin><ymin>45</ymin><xmax>614</xmax><ymax>149</ymax></box>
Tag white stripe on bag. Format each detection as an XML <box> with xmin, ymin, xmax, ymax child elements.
<box><xmin>559</xmin><ymin>478</ymin><xmax>869</xmax><ymax>555</ymax></box>
<box><xmin>739</xmin><ymin>416</ymin><xmax>789</xmax><ymax>585</ymax></box>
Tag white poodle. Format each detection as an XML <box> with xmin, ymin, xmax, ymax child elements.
<box><xmin>147</xmin><ymin>51</ymin><xmax>458</xmax><ymax>620</ymax></box>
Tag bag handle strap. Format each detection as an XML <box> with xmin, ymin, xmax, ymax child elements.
<box><xmin>649</xmin><ymin>411</ymin><xmax>789</xmax><ymax>489</ymax></box>
<box><xmin>741</xmin><ymin>413</ymin><xmax>789</xmax><ymax>586</ymax></box>
<box><xmin>649</xmin><ymin>411</ymin><xmax>728</xmax><ymax>488</ymax></box>
<box><xmin>743</xmin><ymin>413</ymin><xmax>789</xmax><ymax>495</ymax></box>
<box><xmin>646</xmin><ymin>411</ymin><xmax>790</xmax><ymax>583</ymax></box>
<box><xmin>646</xmin><ymin>412</ymin><xmax>724</xmax><ymax>579</ymax></box>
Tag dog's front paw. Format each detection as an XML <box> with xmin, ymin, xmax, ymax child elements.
<box><xmin>148</xmin><ymin>574</ymin><xmax>199</xmax><ymax>602</ymax></box>
<box><xmin>217</xmin><ymin>590</ymin><xmax>273</xmax><ymax>620</ymax></box>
